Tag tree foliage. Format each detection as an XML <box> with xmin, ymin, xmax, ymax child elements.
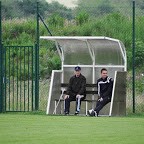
<box><xmin>2</xmin><ymin>0</ymin><xmax>144</xmax><ymax>79</ymax></box>
<box><xmin>1</xmin><ymin>0</ymin><xmax>72</xmax><ymax>19</ymax></box>
<box><xmin>48</xmin><ymin>13</ymin><xmax>64</xmax><ymax>27</ymax></box>
<box><xmin>76</xmin><ymin>0</ymin><xmax>144</xmax><ymax>16</ymax></box>
<box><xmin>76</xmin><ymin>0</ymin><xmax>114</xmax><ymax>16</ymax></box>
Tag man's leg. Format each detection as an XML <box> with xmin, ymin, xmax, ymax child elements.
<box><xmin>94</xmin><ymin>97</ymin><xmax>110</xmax><ymax>115</ymax></box>
<box><xmin>88</xmin><ymin>97</ymin><xmax>110</xmax><ymax>117</ymax></box>
<box><xmin>96</xmin><ymin>100</ymin><xmax>101</xmax><ymax>109</ymax></box>
<box><xmin>64</xmin><ymin>95</ymin><xmax>75</xmax><ymax>114</ymax></box>
<box><xmin>64</xmin><ymin>95</ymin><xmax>70</xmax><ymax>114</ymax></box>
<box><xmin>93</xmin><ymin>100</ymin><xmax>101</xmax><ymax>116</ymax></box>
<box><xmin>75</xmin><ymin>95</ymin><xmax>85</xmax><ymax>114</ymax></box>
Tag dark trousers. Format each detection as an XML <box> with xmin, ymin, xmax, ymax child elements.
<box><xmin>64</xmin><ymin>95</ymin><xmax>85</xmax><ymax>113</ymax></box>
<box><xmin>94</xmin><ymin>97</ymin><xmax>111</xmax><ymax>115</ymax></box>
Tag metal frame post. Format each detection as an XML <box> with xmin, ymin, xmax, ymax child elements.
<box><xmin>132</xmin><ymin>0</ymin><xmax>136</xmax><ymax>113</ymax></box>
<box><xmin>35</xmin><ymin>2</ymin><xmax>40</xmax><ymax>110</ymax></box>
<box><xmin>35</xmin><ymin>43</ymin><xmax>39</xmax><ymax>110</ymax></box>
<box><xmin>0</xmin><ymin>1</ymin><xmax>4</xmax><ymax>113</ymax></box>
<box><xmin>35</xmin><ymin>1</ymin><xmax>53</xmax><ymax>111</ymax></box>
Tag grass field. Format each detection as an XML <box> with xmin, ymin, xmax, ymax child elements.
<box><xmin>0</xmin><ymin>113</ymin><xmax>144</xmax><ymax>144</ymax></box>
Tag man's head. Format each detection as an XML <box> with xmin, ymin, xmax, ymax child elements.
<box><xmin>74</xmin><ymin>66</ymin><xmax>81</xmax><ymax>77</ymax></box>
<box><xmin>101</xmin><ymin>68</ymin><xmax>108</xmax><ymax>79</ymax></box>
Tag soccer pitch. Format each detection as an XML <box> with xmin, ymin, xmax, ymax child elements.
<box><xmin>0</xmin><ymin>114</ymin><xmax>144</xmax><ymax>144</ymax></box>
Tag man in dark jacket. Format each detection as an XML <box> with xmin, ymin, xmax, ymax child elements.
<box><xmin>88</xmin><ymin>68</ymin><xmax>113</xmax><ymax>117</ymax></box>
<box><xmin>64</xmin><ymin>66</ymin><xmax>86</xmax><ymax>115</ymax></box>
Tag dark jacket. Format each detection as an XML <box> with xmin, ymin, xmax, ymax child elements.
<box><xmin>97</xmin><ymin>76</ymin><xmax>113</xmax><ymax>99</ymax></box>
<box><xmin>67</xmin><ymin>74</ymin><xmax>86</xmax><ymax>97</ymax></box>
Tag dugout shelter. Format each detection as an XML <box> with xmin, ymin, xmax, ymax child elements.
<box><xmin>40</xmin><ymin>36</ymin><xmax>127</xmax><ymax>116</ymax></box>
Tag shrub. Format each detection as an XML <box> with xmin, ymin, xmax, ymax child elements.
<box><xmin>75</xmin><ymin>11</ymin><xmax>89</xmax><ymax>26</ymax></box>
<box><xmin>48</xmin><ymin>13</ymin><xmax>64</xmax><ymax>27</ymax></box>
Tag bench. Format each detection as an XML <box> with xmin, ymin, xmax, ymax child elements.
<box><xmin>54</xmin><ymin>83</ymin><xmax>98</xmax><ymax>115</ymax></box>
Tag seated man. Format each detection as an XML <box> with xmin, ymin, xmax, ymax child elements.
<box><xmin>64</xmin><ymin>66</ymin><xmax>86</xmax><ymax>115</ymax></box>
<box><xmin>88</xmin><ymin>68</ymin><xmax>113</xmax><ymax>117</ymax></box>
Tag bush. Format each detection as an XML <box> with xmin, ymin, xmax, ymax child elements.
<box><xmin>39</xmin><ymin>50</ymin><xmax>61</xmax><ymax>79</ymax></box>
<box><xmin>2</xmin><ymin>11</ymin><xmax>144</xmax><ymax>79</ymax></box>
<box><xmin>75</xmin><ymin>11</ymin><xmax>89</xmax><ymax>26</ymax></box>
<box><xmin>128</xmin><ymin>41</ymin><xmax>144</xmax><ymax>69</ymax></box>
<box><xmin>48</xmin><ymin>13</ymin><xmax>64</xmax><ymax>27</ymax></box>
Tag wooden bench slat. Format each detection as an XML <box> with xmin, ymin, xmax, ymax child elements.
<box><xmin>60</xmin><ymin>83</ymin><xmax>98</xmax><ymax>98</ymax></box>
<box><xmin>60</xmin><ymin>90</ymin><xmax>98</xmax><ymax>94</ymax></box>
<box><xmin>86</xmin><ymin>91</ymin><xmax>98</xmax><ymax>94</ymax></box>
<box><xmin>61</xmin><ymin>83</ymin><xmax>97</xmax><ymax>87</ymax></box>
<box><xmin>55</xmin><ymin>99</ymin><xmax>98</xmax><ymax>102</ymax></box>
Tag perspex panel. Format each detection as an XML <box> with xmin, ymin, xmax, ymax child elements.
<box><xmin>56</xmin><ymin>39</ymin><xmax>92</xmax><ymax>65</ymax></box>
<box><xmin>49</xmin><ymin>71</ymin><xmax>62</xmax><ymax>114</ymax></box>
<box><xmin>111</xmin><ymin>71</ymin><xmax>126</xmax><ymax>116</ymax></box>
<box><xmin>88</xmin><ymin>39</ymin><xmax>124</xmax><ymax>65</ymax></box>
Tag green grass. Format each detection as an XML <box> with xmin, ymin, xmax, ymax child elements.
<box><xmin>0</xmin><ymin>113</ymin><xmax>144</xmax><ymax>144</ymax></box>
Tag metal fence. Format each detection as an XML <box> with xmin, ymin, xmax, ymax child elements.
<box><xmin>0</xmin><ymin>1</ymin><xmax>39</xmax><ymax>112</ymax></box>
<box><xmin>38</xmin><ymin>2</ymin><xmax>132</xmax><ymax>114</ymax></box>
<box><xmin>4</xmin><ymin>45</ymin><xmax>35</xmax><ymax>112</ymax></box>
<box><xmin>36</xmin><ymin>0</ymin><xmax>144</xmax><ymax>114</ymax></box>
<box><xmin>0</xmin><ymin>0</ymin><xmax>144</xmax><ymax>114</ymax></box>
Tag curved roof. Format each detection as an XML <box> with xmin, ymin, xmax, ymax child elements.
<box><xmin>40</xmin><ymin>36</ymin><xmax>127</xmax><ymax>70</ymax></box>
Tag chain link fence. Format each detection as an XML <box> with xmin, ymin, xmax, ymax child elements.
<box><xmin>38</xmin><ymin>1</ymin><xmax>144</xmax><ymax>114</ymax></box>
<box><xmin>1</xmin><ymin>0</ymin><xmax>144</xmax><ymax>114</ymax></box>
<box><xmin>1</xmin><ymin>0</ymin><xmax>37</xmax><ymax>111</ymax></box>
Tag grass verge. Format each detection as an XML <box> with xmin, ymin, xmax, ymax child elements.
<box><xmin>0</xmin><ymin>113</ymin><xmax>144</xmax><ymax>144</ymax></box>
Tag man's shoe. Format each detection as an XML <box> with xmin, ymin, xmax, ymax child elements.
<box><xmin>88</xmin><ymin>109</ymin><xmax>97</xmax><ymax>117</ymax></box>
<box><xmin>65</xmin><ymin>112</ymin><xmax>69</xmax><ymax>116</ymax></box>
<box><xmin>88</xmin><ymin>109</ymin><xmax>94</xmax><ymax>116</ymax></box>
<box><xmin>74</xmin><ymin>111</ymin><xmax>79</xmax><ymax>115</ymax></box>
<box><xmin>94</xmin><ymin>111</ymin><xmax>98</xmax><ymax>117</ymax></box>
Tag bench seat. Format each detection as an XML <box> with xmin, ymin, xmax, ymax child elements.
<box><xmin>54</xmin><ymin>83</ymin><xmax>98</xmax><ymax>115</ymax></box>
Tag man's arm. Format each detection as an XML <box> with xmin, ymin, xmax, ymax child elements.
<box><xmin>97</xmin><ymin>79</ymin><xmax>101</xmax><ymax>99</ymax></box>
<box><xmin>97</xmin><ymin>79</ymin><xmax>102</xmax><ymax>97</ymax></box>
<box><xmin>78</xmin><ymin>77</ymin><xmax>86</xmax><ymax>95</ymax></box>
<box><xmin>66</xmin><ymin>77</ymin><xmax>73</xmax><ymax>95</ymax></box>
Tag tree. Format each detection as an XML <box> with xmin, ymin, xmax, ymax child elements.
<box><xmin>1</xmin><ymin>0</ymin><xmax>73</xmax><ymax>19</ymax></box>
<box><xmin>76</xmin><ymin>0</ymin><xmax>114</xmax><ymax>16</ymax></box>
<box><xmin>97</xmin><ymin>0</ymin><xmax>114</xmax><ymax>15</ymax></box>
<box><xmin>135</xmin><ymin>0</ymin><xmax>144</xmax><ymax>10</ymax></box>
<box><xmin>75</xmin><ymin>0</ymin><xmax>138</xmax><ymax>16</ymax></box>
<box><xmin>47</xmin><ymin>1</ymin><xmax>73</xmax><ymax>20</ymax></box>
<box><xmin>18</xmin><ymin>0</ymin><xmax>48</xmax><ymax>16</ymax></box>
<box><xmin>2</xmin><ymin>0</ymin><xmax>22</xmax><ymax>18</ymax></box>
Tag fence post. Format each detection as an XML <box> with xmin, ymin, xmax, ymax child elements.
<box><xmin>132</xmin><ymin>0</ymin><xmax>136</xmax><ymax>113</ymax></box>
<box><xmin>35</xmin><ymin>43</ymin><xmax>39</xmax><ymax>111</ymax></box>
<box><xmin>35</xmin><ymin>2</ymin><xmax>40</xmax><ymax>111</ymax></box>
<box><xmin>0</xmin><ymin>1</ymin><xmax>3</xmax><ymax>113</ymax></box>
